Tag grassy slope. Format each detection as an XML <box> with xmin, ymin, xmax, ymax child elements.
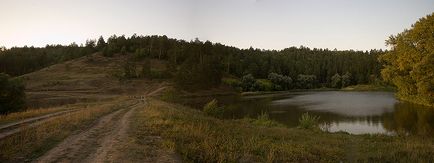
<box><xmin>20</xmin><ymin>53</ymin><xmax>166</xmax><ymax>108</ymax></box>
<box><xmin>143</xmin><ymin>99</ymin><xmax>434</xmax><ymax>162</ymax></box>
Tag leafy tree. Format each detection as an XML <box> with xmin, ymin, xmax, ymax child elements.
<box><xmin>96</xmin><ymin>36</ymin><xmax>106</xmax><ymax>50</ymax></box>
<box><xmin>341</xmin><ymin>72</ymin><xmax>352</xmax><ymax>88</ymax></box>
<box><xmin>241</xmin><ymin>74</ymin><xmax>256</xmax><ymax>91</ymax></box>
<box><xmin>0</xmin><ymin>73</ymin><xmax>25</xmax><ymax>114</ymax></box>
<box><xmin>268</xmin><ymin>73</ymin><xmax>292</xmax><ymax>90</ymax></box>
<box><xmin>296</xmin><ymin>74</ymin><xmax>317</xmax><ymax>89</ymax></box>
<box><xmin>331</xmin><ymin>73</ymin><xmax>342</xmax><ymax>88</ymax></box>
<box><xmin>380</xmin><ymin>13</ymin><xmax>434</xmax><ymax>106</ymax></box>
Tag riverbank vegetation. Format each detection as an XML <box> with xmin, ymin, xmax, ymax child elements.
<box><xmin>144</xmin><ymin>99</ymin><xmax>434</xmax><ymax>162</ymax></box>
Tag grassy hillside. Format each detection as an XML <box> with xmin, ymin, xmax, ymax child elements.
<box><xmin>20</xmin><ymin>53</ymin><xmax>168</xmax><ymax>108</ymax></box>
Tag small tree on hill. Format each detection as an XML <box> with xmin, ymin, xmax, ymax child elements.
<box><xmin>96</xmin><ymin>36</ymin><xmax>106</xmax><ymax>51</ymax></box>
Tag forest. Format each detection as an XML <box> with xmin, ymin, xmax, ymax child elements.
<box><xmin>0</xmin><ymin>35</ymin><xmax>384</xmax><ymax>92</ymax></box>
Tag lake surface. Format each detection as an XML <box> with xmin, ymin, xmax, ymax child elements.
<box><xmin>179</xmin><ymin>91</ymin><xmax>434</xmax><ymax>135</ymax></box>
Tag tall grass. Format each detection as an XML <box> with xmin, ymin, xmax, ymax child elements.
<box><xmin>203</xmin><ymin>99</ymin><xmax>222</xmax><ymax>118</ymax></box>
<box><xmin>251</xmin><ymin>112</ymin><xmax>282</xmax><ymax>127</ymax></box>
<box><xmin>298</xmin><ymin>112</ymin><xmax>320</xmax><ymax>129</ymax></box>
<box><xmin>0</xmin><ymin>107</ymin><xmax>69</xmax><ymax>126</ymax></box>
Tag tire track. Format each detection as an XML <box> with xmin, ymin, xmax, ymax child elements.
<box><xmin>34</xmin><ymin>108</ymin><xmax>127</xmax><ymax>163</ymax></box>
<box><xmin>0</xmin><ymin>109</ymin><xmax>80</xmax><ymax>140</ymax></box>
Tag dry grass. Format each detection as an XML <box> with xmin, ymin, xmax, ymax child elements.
<box><xmin>0</xmin><ymin>106</ymin><xmax>71</xmax><ymax>126</ymax></box>
<box><xmin>141</xmin><ymin>99</ymin><xmax>434</xmax><ymax>162</ymax></box>
<box><xmin>0</xmin><ymin>102</ymin><xmax>121</xmax><ymax>162</ymax></box>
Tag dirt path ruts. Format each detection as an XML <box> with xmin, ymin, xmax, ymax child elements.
<box><xmin>34</xmin><ymin>107</ymin><xmax>127</xmax><ymax>163</ymax></box>
<box><xmin>0</xmin><ymin>109</ymin><xmax>80</xmax><ymax>140</ymax></box>
<box><xmin>85</xmin><ymin>103</ymin><xmax>140</xmax><ymax>162</ymax></box>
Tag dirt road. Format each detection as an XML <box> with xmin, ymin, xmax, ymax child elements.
<box><xmin>32</xmin><ymin>98</ymin><xmax>179</xmax><ymax>163</ymax></box>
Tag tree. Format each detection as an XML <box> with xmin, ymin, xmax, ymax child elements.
<box><xmin>296</xmin><ymin>74</ymin><xmax>317</xmax><ymax>89</ymax></box>
<box><xmin>0</xmin><ymin>73</ymin><xmax>25</xmax><ymax>114</ymax></box>
<box><xmin>120</xmin><ymin>46</ymin><xmax>127</xmax><ymax>55</ymax></box>
<box><xmin>96</xmin><ymin>36</ymin><xmax>106</xmax><ymax>50</ymax></box>
<box><xmin>102</xmin><ymin>46</ymin><xmax>114</xmax><ymax>57</ymax></box>
<box><xmin>380</xmin><ymin>13</ymin><xmax>434</xmax><ymax>106</ymax></box>
<box><xmin>135</xmin><ymin>48</ymin><xmax>147</xmax><ymax>60</ymax></box>
<box><xmin>241</xmin><ymin>74</ymin><xmax>256</xmax><ymax>91</ymax></box>
<box><xmin>140</xmin><ymin>58</ymin><xmax>151</xmax><ymax>78</ymax></box>
<box><xmin>331</xmin><ymin>73</ymin><xmax>342</xmax><ymax>88</ymax></box>
<box><xmin>341</xmin><ymin>72</ymin><xmax>352</xmax><ymax>88</ymax></box>
<box><xmin>122</xmin><ymin>61</ymin><xmax>137</xmax><ymax>78</ymax></box>
<box><xmin>268</xmin><ymin>73</ymin><xmax>292</xmax><ymax>90</ymax></box>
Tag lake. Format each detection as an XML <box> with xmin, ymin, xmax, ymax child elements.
<box><xmin>179</xmin><ymin>91</ymin><xmax>434</xmax><ymax>135</ymax></box>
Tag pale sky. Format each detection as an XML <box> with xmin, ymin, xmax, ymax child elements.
<box><xmin>0</xmin><ymin>0</ymin><xmax>433</xmax><ymax>50</ymax></box>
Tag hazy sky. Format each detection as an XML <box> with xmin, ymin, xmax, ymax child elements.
<box><xmin>1</xmin><ymin>0</ymin><xmax>433</xmax><ymax>50</ymax></box>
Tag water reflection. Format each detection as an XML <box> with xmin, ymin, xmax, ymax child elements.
<box><xmin>383</xmin><ymin>102</ymin><xmax>434</xmax><ymax>136</ymax></box>
<box><xmin>178</xmin><ymin>91</ymin><xmax>434</xmax><ymax>136</ymax></box>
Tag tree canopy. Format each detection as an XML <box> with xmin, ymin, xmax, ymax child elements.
<box><xmin>380</xmin><ymin>12</ymin><xmax>434</xmax><ymax>106</ymax></box>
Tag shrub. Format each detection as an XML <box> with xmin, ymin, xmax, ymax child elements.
<box><xmin>253</xmin><ymin>79</ymin><xmax>273</xmax><ymax>91</ymax></box>
<box><xmin>0</xmin><ymin>73</ymin><xmax>26</xmax><ymax>114</ymax></box>
<box><xmin>160</xmin><ymin>88</ymin><xmax>179</xmax><ymax>102</ymax></box>
<box><xmin>222</xmin><ymin>78</ymin><xmax>241</xmax><ymax>88</ymax></box>
<box><xmin>203</xmin><ymin>99</ymin><xmax>224</xmax><ymax>118</ymax></box>
<box><xmin>298</xmin><ymin>112</ymin><xmax>320</xmax><ymax>129</ymax></box>
<box><xmin>252</xmin><ymin>112</ymin><xmax>282</xmax><ymax>127</ymax></box>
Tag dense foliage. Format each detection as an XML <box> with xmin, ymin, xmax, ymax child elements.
<box><xmin>0</xmin><ymin>73</ymin><xmax>25</xmax><ymax>114</ymax></box>
<box><xmin>380</xmin><ymin>13</ymin><xmax>434</xmax><ymax>106</ymax></box>
<box><xmin>0</xmin><ymin>43</ymin><xmax>96</xmax><ymax>76</ymax></box>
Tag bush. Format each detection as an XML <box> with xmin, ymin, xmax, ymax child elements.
<box><xmin>222</xmin><ymin>78</ymin><xmax>241</xmax><ymax>88</ymax></box>
<box><xmin>203</xmin><ymin>99</ymin><xmax>224</xmax><ymax>118</ymax></box>
<box><xmin>0</xmin><ymin>73</ymin><xmax>26</xmax><ymax>114</ymax></box>
<box><xmin>298</xmin><ymin>112</ymin><xmax>320</xmax><ymax>129</ymax></box>
<box><xmin>253</xmin><ymin>79</ymin><xmax>273</xmax><ymax>91</ymax></box>
<box><xmin>252</xmin><ymin>112</ymin><xmax>282</xmax><ymax>127</ymax></box>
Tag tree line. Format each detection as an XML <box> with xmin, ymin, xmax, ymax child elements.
<box><xmin>88</xmin><ymin>34</ymin><xmax>383</xmax><ymax>90</ymax></box>
<box><xmin>0</xmin><ymin>42</ymin><xmax>96</xmax><ymax>76</ymax></box>
<box><xmin>0</xmin><ymin>34</ymin><xmax>384</xmax><ymax>90</ymax></box>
